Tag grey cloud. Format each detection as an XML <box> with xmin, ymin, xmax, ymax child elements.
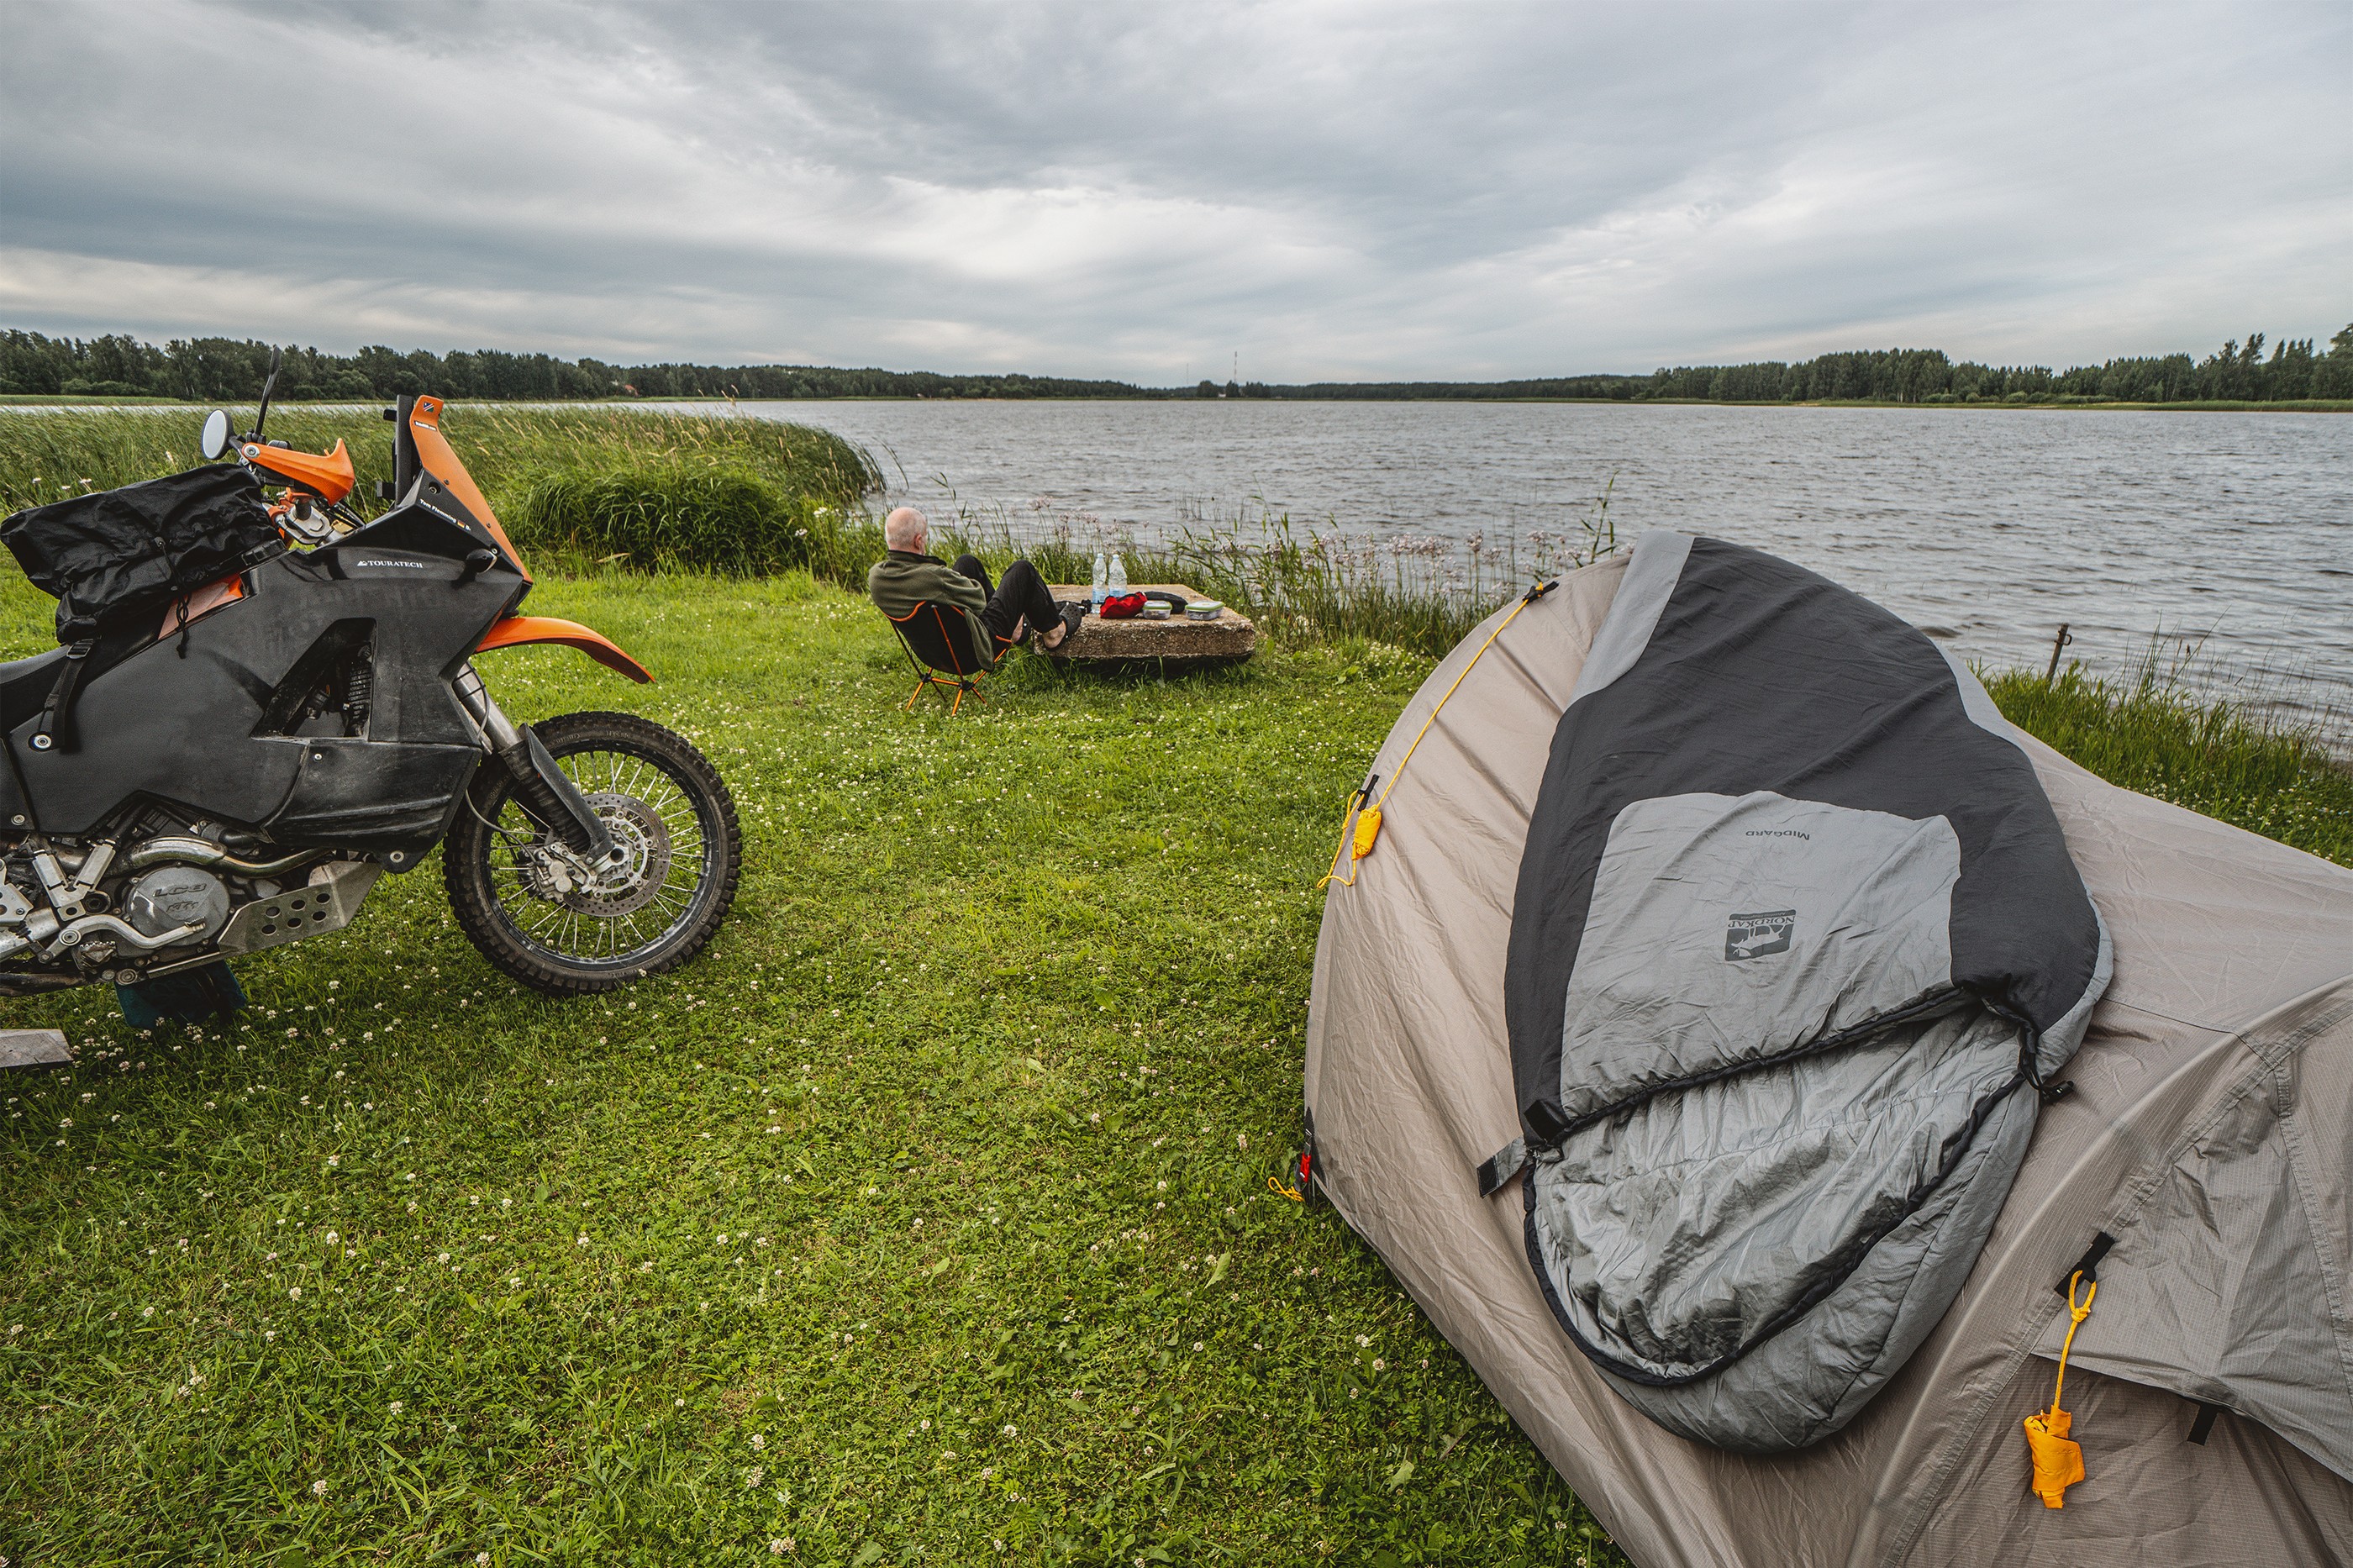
<box><xmin>1</xmin><ymin>0</ymin><xmax>2345</xmax><ymax>379</ymax></box>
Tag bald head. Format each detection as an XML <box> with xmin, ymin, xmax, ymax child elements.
<box><xmin>884</xmin><ymin>506</ymin><xmax>929</xmax><ymax>553</ymax></box>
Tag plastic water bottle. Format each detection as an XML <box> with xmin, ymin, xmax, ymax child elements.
<box><xmin>1108</xmin><ymin>553</ymin><xmax>1127</xmax><ymax>597</ymax></box>
<box><xmin>1092</xmin><ymin>552</ymin><xmax>1108</xmax><ymax>610</ymax></box>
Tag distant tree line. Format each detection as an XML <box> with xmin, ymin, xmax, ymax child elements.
<box><xmin>3</xmin><ymin>323</ymin><xmax>2348</xmax><ymax>404</ymax></box>
<box><xmin>1640</xmin><ymin>327</ymin><xmax>2353</xmax><ymax>404</ymax></box>
<box><xmin>0</xmin><ymin>332</ymin><xmax>1155</xmax><ymax>403</ymax></box>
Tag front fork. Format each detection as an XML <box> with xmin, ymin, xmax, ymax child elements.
<box><xmin>452</xmin><ymin>664</ymin><xmax>619</xmax><ymax>865</ymax></box>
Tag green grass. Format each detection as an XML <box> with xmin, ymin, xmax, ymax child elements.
<box><xmin>0</xmin><ymin>566</ymin><xmax>1621</xmax><ymax>1567</ymax></box>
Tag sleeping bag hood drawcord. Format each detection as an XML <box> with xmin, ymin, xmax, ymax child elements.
<box><xmin>2025</xmin><ymin>1269</ymin><xmax>2098</xmax><ymax>1507</ymax></box>
<box><xmin>1319</xmin><ymin>579</ymin><xmax>1557</xmax><ymax>890</ymax></box>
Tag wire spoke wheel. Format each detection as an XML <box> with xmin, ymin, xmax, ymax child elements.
<box><xmin>445</xmin><ymin>710</ymin><xmax>741</xmax><ymax>994</ymax></box>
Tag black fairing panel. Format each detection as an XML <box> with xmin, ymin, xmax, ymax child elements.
<box><xmin>8</xmin><ymin>534</ymin><xmax>521</xmax><ymax>834</ymax></box>
<box><xmin>268</xmin><ymin>737</ymin><xmax>480</xmax><ymax>847</ymax></box>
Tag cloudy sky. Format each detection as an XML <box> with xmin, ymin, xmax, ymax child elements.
<box><xmin>3</xmin><ymin>1</ymin><xmax>2346</xmax><ymax>381</ymax></box>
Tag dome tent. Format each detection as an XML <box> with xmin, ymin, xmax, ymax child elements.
<box><xmin>1303</xmin><ymin>535</ymin><xmax>2353</xmax><ymax>1566</ymax></box>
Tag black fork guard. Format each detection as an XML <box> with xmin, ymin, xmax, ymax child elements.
<box><xmin>494</xmin><ymin>724</ymin><xmax>618</xmax><ymax>863</ymax></box>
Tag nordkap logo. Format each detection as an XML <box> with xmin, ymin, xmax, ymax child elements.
<box><xmin>1725</xmin><ymin>909</ymin><xmax>1796</xmax><ymax>960</ymax></box>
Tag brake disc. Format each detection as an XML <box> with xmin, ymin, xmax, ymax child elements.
<box><xmin>561</xmin><ymin>791</ymin><xmax>674</xmax><ymax>918</ymax></box>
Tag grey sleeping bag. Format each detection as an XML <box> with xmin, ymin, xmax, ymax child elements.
<box><xmin>1492</xmin><ymin>532</ymin><xmax>2112</xmax><ymax>1453</ymax></box>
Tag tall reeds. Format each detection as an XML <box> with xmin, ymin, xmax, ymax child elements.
<box><xmin>905</xmin><ymin>481</ymin><xmax>1620</xmax><ymax>657</ymax></box>
<box><xmin>0</xmin><ymin>405</ymin><xmax>877</xmax><ymax>535</ymax></box>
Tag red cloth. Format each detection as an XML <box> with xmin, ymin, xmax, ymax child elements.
<box><xmin>1098</xmin><ymin>591</ymin><xmax>1146</xmax><ymax>618</ymax></box>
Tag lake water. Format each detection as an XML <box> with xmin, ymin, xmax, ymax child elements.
<box><xmin>708</xmin><ymin>399</ymin><xmax>2351</xmax><ymax>723</ymax></box>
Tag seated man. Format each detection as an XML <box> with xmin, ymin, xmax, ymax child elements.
<box><xmin>866</xmin><ymin>506</ymin><xmax>1083</xmax><ymax>664</ymax></box>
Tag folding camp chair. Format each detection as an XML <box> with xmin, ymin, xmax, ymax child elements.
<box><xmin>887</xmin><ymin>599</ymin><xmax>1012</xmax><ymax>715</ymax></box>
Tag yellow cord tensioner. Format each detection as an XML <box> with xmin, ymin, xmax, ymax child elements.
<box><xmin>1320</xmin><ymin>580</ymin><xmax>1556</xmax><ymax>889</ymax></box>
<box><xmin>2024</xmin><ymin>1270</ymin><xmax>2098</xmax><ymax>1507</ymax></box>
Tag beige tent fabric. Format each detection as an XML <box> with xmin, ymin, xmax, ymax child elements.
<box><xmin>1304</xmin><ymin>552</ymin><xmax>2353</xmax><ymax>1568</ymax></box>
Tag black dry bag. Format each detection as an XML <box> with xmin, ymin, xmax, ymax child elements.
<box><xmin>2</xmin><ymin>466</ymin><xmax>285</xmax><ymax>644</ymax></box>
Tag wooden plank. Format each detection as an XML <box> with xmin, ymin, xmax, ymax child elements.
<box><xmin>0</xmin><ymin>1029</ymin><xmax>72</xmax><ymax>1071</ymax></box>
<box><xmin>1045</xmin><ymin>584</ymin><xmax>1256</xmax><ymax>665</ymax></box>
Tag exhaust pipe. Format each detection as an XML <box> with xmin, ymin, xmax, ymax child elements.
<box><xmin>124</xmin><ymin>838</ymin><xmax>324</xmax><ymax>877</ymax></box>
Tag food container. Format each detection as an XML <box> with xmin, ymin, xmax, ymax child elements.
<box><xmin>1185</xmin><ymin>600</ymin><xmax>1224</xmax><ymax>622</ymax></box>
<box><xmin>1143</xmin><ymin>602</ymin><xmax>1171</xmax><ymax>619</ymax></box>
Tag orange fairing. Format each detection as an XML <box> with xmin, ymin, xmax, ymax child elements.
<box><xmin>475</xmin><ymin>615</ymin><xmax>652</xmax><ymax>683</ymax></box>
<box><xmin>408</xmin><ymin>396</ymin><xmax>532</xmax><ymax>582</ymax></box>
<box><xmin>241</xmin><ymin>437</ymin><xmax>355</xmax><ymax>504</ymax></box>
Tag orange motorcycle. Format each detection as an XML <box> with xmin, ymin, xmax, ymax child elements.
<box><xmin>0</xmin><ymin>360</ymin><xmax>740</xmax><ymax>997</ymax></box>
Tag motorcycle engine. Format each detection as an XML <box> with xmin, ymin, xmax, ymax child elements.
<box><xmin>124</xmin><ymin>866</ymin><xmax>232</xmax><ymax>944</ymax></box>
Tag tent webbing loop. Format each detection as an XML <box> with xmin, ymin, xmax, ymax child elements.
<box><xmin>1319</xmin><ymin>579</ymin><xmax>1557</xmax><ymax>890</ymax></box>
<box><xmin>2024</xmin><ymin>1270</ymin><xmax>2098</xmax><ymax>1508</ymax></box>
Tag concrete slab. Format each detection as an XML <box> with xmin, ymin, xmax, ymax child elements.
<box><xmin>0</xmin><ymin>1029</ymin><xmax>72</xmax><ymax>1070</ymax></box>
<box><xmin>1047</xmin><ymin>584</ymin><xmax>1256</xmax><ymax>666</ymax></box>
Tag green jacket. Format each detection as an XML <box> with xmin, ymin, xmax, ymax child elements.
<box><xmin>866</xmin><ymin>550</ymin><xmax>998</xmax><ymax>671</ymax></box>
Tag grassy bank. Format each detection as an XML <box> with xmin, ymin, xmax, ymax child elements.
<box><xmin>0</xmin><ymin>567</ymin><xmax>1621</xmax><ymax>1566</ymax></box>
<box><xmin>0</xmin><ymin>406</ymin><xmax>879</xmax><ymax>575</ymax></box>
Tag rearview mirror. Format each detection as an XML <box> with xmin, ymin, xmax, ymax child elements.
<box><xmin>199</xmin><ymin>409</ymin><xmax>233</xmax><ymax>461</ymax></box>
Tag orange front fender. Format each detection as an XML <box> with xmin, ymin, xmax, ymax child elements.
<box><xmin>475</xmin><ymin>616</ymin><xmax>653</xmax><ymax>683</ymax></box>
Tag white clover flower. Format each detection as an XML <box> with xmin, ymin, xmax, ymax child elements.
<box><xmin>311</xmin><ymin>1479</ymin><xmax>329</xmax><ymax>1496</ymax></box>
<box><xmin>324</xmin><ymin>1230</ymin><xmax>338</xmax><ymax>1245</ymax></box>
<box><xmin>1002</xmin><ymin>1423</ymin><xmax>1016</xmax><ymax>1437</ymax></box>
<box><xmin>389</xmin><ymin>1401</ymin><xmax>403</xmax><ymax>1414</ymax></box>
<box><xmin>750</xmin><ymin>1434</ymin><xmax>765</xmax><ymax>1450</ymax></box>
<box><xmin>289</xmin><ymin>1287</ymin><xmax>302</xmax><ymax>1299</ymax></box>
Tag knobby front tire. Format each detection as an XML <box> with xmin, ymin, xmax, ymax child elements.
<box><xmin>445</xmin><ymin>709</ymin><xmax>742</xmax><ymax>996</ymax></box>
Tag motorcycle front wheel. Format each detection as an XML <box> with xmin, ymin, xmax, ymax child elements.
<box><xmin>444</xmin><ymin>710</ymin><xmax>742</xmax><ymax>996</ymax></box>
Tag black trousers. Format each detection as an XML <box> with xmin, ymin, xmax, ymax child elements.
<box><xmin>954</xmin><ymin>555</ymin><xmax>1061</xmax><ymax>645</ymax></box>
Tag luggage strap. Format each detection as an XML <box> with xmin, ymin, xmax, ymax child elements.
<box><xmin>1477</xmin><ymin>1137</ymin><xmax>1528</xmax><ymax>1197</ymax></box>
<box><xmin>29</xmin><ymin>639</ymin><xmax>96</xmax><ymax>754</ymax></box>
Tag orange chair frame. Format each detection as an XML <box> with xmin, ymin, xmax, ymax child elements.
<box><xmin>888</xmin><ymin>602</ymin><xmax>1016</xmax><ymax>716</ymax></box>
